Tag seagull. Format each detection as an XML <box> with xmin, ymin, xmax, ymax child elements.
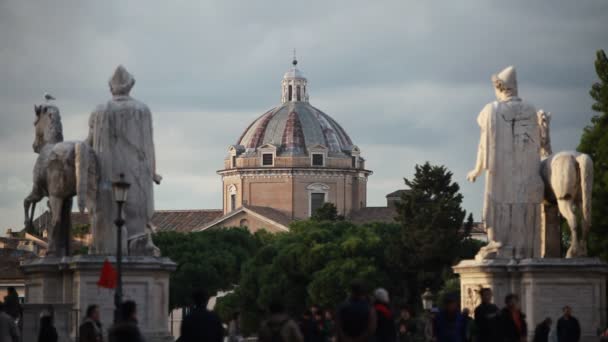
<box><xmin>44</xmin><ymin>93</ymin><xmax>56</xmax><ymax>102</ymax></box>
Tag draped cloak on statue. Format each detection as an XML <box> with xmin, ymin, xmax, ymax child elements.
<box><xmin>475</xmin><ymin>97</ymin><xmax>544</xmax><ymax>258</ymax></box>
<box><xmin>86</xmin><ymin>66</ymin><xmax>157</xmax><ymax>255</ymax></box>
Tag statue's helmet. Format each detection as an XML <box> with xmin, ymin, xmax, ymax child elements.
<box><xmin>491</xmin><ymin>66</ymin><xmax>517</xmax><ymax>94</ymax></box>
<box><xmin>109</xmin><ymin>65</ymin><xmax>135</xmax><ymax>96</ymax></box>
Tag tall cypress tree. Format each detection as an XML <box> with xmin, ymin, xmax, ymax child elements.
<box><xmin>578</xmin><ymin>50</ymin><xmax>608</xmax><ymax>261</ymax></box>
<box><xmin>392</xmin><ymin>162</ymin><xmax>466</xmax><ymax>302</ymax></box>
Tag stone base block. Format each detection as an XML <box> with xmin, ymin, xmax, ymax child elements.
<box><xmin>454</xmin><ymin>258</ymin><xmax>608</xmax><ymax>342</ymax></box>
<box><xmin>21</xmin><ymin>255</ymin><xmax>176</xmax><ymax>342</ymax></box>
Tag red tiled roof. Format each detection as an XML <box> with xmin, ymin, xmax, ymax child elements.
<box><xmin>243</xmin><ymin>205</ymin><xmax>292</xmax><ymax>228</ymax></box>
<box><xmin>0</xmin><ymin>249</ymin><xmax>36</xmax><ymax>280</ymax></box>
<box><xmin>32</xmin><ymin>209</ymin><xmax>224</xmax><ymax>234</ymax></box>
<box><xmin>349</xmin><ymin>207</ymin><xmax>397</xmax><ymax>225</ymax></box>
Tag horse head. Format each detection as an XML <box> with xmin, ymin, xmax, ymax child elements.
<box><xmin>33</xmin><ymin>104</ymin><xmax>64</xmax><ymax>153</ymax></box>
<box><xmin>537</xmin><ymin>109</ymin><xmax>552</xmax><ymax>158</ymax></box>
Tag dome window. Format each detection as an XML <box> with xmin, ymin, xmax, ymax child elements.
<box><xmin>312</xmin><ymin>153</ymin><xmax>324</xmax><ymax>167</ymax></box>
<box><xmin>288</xmin><ymin>85</ymin><xmax>293</xmax><ymax>102</ymax></box>
<box><xmin>307</xmin><ymin>183</ymin><xmax>330</xmax><ymax>217</ymax></box>
<box><xmin>310</xmin><ymin>193</ymin><xmax>325</xmax><ymax>216</ymax></box>
<box><xmin>296</xmin><ymin>86</ymin><xmax>301</xmax><ymax>101</ymax></box>
<box><xmin>262</xmin><ymin>153</ymin><xmax>274</xmax><ymax>166</ymax></box>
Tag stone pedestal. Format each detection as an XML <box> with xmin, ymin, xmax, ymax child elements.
<box><xmin>454</xmin><ymin>258</ymin><xmax>608</xmax><ymax>342</ymax></box>
<box><xmin>22</xmin><ymin>255</ymin><xmax>176</xmax><ymax>342</ymax></box>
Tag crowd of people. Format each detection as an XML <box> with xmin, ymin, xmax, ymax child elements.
<box><xmin>0</xmin><ymin>284</ymin><xmax>605</xmax><ymax>342</ymax></box>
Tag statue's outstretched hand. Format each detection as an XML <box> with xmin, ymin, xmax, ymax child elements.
<box><xmin>467</xmin><ymin>169</ymin><xmax>479</xmax><ymax>183</ymax></box>
<box><xmin>153</xmin><ymin>174</ymin><xmax>162</xmax><ymax>185</ymax></box>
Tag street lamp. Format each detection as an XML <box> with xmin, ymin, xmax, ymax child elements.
<box><xmin>421</xmin><ymin>288</ymin><xmax>434</xmax><ymax>311</ymax></box>
<box><xmin>112</xmin><ymin>173</ymin><xmax>130</xmax><ymax>323</ymax></box>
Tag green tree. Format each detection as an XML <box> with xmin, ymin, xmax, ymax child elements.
<box><xmin>225</xmin><ymin>220</ymin><xmax>398</xmax><ymax>334</ymax></box>
<box><xmin>311</xmin><ymin>202</ymin><xmax>344</xmax><ymax>221</ymax></box>
<box><xmin>578</xmin><ymin>49</ymin><xmax>608</xmax><ymax>261</ymax></box>
<box><xmin>153</xmin><ymin>228</ymin><xmax>262</xmax><ymax>310</ymax></box>
<box><xmin>392</xmin><ymin>162</ymin><xmax>467</xmax><ymax>305</ymax></box>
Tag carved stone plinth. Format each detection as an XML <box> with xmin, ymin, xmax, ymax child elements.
<box><xmin>22</xmin><ymin>255</ymin><xmax>176</xmax><ymax>342</ymax></box>
<box><xmin>453</xmin><ymin>258</ymin><xmax>608</xmax><ymax>342</ymax></box>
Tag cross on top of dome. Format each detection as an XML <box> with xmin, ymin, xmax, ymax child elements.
<box><xmin>282</xmin><ymin>51</ymin><xmax>308</xmax><ymax>103</ymax></box>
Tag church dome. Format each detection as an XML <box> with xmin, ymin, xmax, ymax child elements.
<box><xmin>237</xmin><ymin>101</ymin><xmax>354</xmax><ymax>156</ymax></box>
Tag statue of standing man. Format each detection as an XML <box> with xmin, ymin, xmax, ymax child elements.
<box><xmin>467</xmin><ymin>66</ymin><xmax>544</xmax><ymax>259</ymax></box>
<box><xmin>86</xmin><ymin>65</ymin><xmax>161</xmax><ymax>256</ymax></box>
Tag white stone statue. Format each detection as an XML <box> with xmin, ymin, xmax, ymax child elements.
<box><xmin>86</xmin><ymin>65</ymin><xmax>161</xmax><ymax>256</ymax></box>
<box><xmin>467</xmin><ymin>66</ymin><xmax>544</xmax><ymax>259</ymax></box>
<box><xmin>24</xmin><ymin>104</ymin><xmax>97</xmax><ymax>256</ymax></box>
<box><xmin>538</xmin><ymin>110</ymin><xmax>593</xmax><ymax>257</ymax></box>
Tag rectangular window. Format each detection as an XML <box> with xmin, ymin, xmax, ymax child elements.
<box><xmin>230</xmin><ymin>194</ymin><xmax>236</xmax><ymax>211</ymax></box>
<box><xmin>232</xmin><ymin>156</ymin><xmax>237</xmax><ymax>168</ymax></box>
<box><xmin>310</xmin><ymin>193</ymin><xmax>325</xmax><ymax>216</ymax></box>
<box><xmin>351</xmin><ymin>156</ymin><xmax>357</xmax><ymax>168</ymax></box>
<box><xmin>262</xmin><ymin>153</ymin><xmax>274</xmax><ymax>166</ymax></box>
<box><xmin>312</xmin><ymin>153</ymin><xmax>324</xmax><ymax>166</ymax></box>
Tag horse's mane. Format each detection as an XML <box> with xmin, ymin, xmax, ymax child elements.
<box><xmin>42</xmin><ymin>105</ymin><xmax>64</xmax><ymax>143</ymax></box>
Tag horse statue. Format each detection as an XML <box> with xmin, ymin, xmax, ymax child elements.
<box><xmin>24</xmin><ymin>104</ymin><xmax>97</xmax><ymax>256</ymax></box>
<box><xmin>538</xmin><ymin>110</ymin><xmax>593</xmax><ymax>258</ymax></box>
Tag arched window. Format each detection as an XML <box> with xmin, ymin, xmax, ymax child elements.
<box><xmin>296</xmin><ymin>86</ymin><xmax>301</xmax><ymax>101</ymax></box>
<box><xmin>240</xmin><ymin>219</ymin><xmax>249</xmax><ymax>227</ymax></box>
<box><xmin>288</xmin><ymin>85</ymin><xmax>293</xmax><ymax>101</ymax></box>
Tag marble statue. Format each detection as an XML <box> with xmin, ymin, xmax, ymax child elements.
<box><xmin>86</xmin><ymin>65</ymin><xmax>161</xmax><ymax>256</ymax></box>
<box><xmin>467</xmin><ymin>66</ymin><xmax>544</xmax><ymax>259</ymax></box>
<box><xmin>24</xmin><ymin>104</ymin><xmax>97</xmax><ymax>256</ymax></box>
<box><xmin>538</xmin><ymin>110</ymin><xmax>593</xmax><ymax>257</ymax></box>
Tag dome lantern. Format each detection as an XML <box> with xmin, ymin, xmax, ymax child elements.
<box><xmin>281</xmin><ymin>52</ymin><xmax>309</xmax><ymax>103</ymax></box>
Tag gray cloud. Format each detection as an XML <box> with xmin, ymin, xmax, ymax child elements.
<box><xmin>0</xmin><ymin>0</ymin><xmax>605</xmax><ymax>232</ymax></box>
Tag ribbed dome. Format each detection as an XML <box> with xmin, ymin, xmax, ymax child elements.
<box><xmin>237</xmin><ymin>102</ymin><xmax>354</xmax><ymax>156</ymax></box>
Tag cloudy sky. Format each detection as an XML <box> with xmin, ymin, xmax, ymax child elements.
<box><xmin>1</xmin><ymin>1</ymin><xmax>605</xmax><ymax>233</ymax></box>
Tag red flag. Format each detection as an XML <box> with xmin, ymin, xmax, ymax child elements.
<box><xmin>97</xmin><ymin>259</ymin><xmax>117</xmax><ymax>289</ymax></box>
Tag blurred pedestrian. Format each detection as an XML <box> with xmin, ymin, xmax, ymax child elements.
<box><xmin>336</xmin><ymin>280</ymin><xmax>376</xmax><ymax>342</ymax></box>
<box><xmin>38</xmin><ymin>313</ymin><xmax>58</xmax><ymax>342</ymax></box>
<box><xmin>314</xmin><ymin>308</ymin><xmax>329</xmax><ymax>342</ymax></box>
<box><xmin>323</xmin><ymin>309</ymin><xmax>336</xmax><ymax>341</ymax></box>
<box><xmin>556</xmin><ymin>306</ymin><xmax>580</xmax><ymax>342</ymax></box>
<box><xmin>373</xmin><ymin>288</ymin><xmax>396</xmax><ymax>342</ymax></box>
<box><xmin>461</xmin><ymin>308</ymin><xmax>475</xmax><ymax>342</ymax></box>
<box><xmin>258</xmin><ymin>301</ymin><xmax>304</xmax><ymax>342</ymax></box>
<box><xmin>497</xmin><ymin>294</ymin><xmax>526</xmax><ymax>342</ymax></box>
<box><xmin>227</xmin><ymin>312</ymin><xmax>242</xmax><ymax>342</ymax></box>
<box><xmin>108</xmin><ymin>301</ymin><xmax>146</xmax><ymax>342</ymax></box>
<box><xmin>4</xmin><ymin>287</ymin><xmax>21</xmax><ymax>323</ymax></box>
<box><xmin>533</xmin><ymin>317</ymin><xmax>552</xmax><ymax>342</ymax></box>
<box><xmin>395</xmin><ymin>305</ymin><xmax>417</xmax><ymax>342</ymax></box>
<box><xmin>300</xmin><ymin>310</ymin><xmax>318</xmax><ymax>342</ymax></box>
<box><xmin>433</xmin><ymin>294</ymin><xmax>466</xmax><ymax>342</ymax></box>
<box><xmin>0</xmin><ymin>302</ymin><xmax>20</xmax><ymax>342</ymax></box>
<box><xmin>474</xmin><ymin>288</ymin><xmax>499</xmax><ymax>342</ymax></box>
<box><xmin>180</xmin><ymin>289</ymin><xmax>223</xmax><ymax>342</ymax></box>
<box><xmin>79</xmin><ymin>304</ymin><xmax>103</xmax><ymax>342</ymax></box>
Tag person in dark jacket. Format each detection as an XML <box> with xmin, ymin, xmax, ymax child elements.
<box><xmin>474</xmin><ymin>288</ymin><xmax>499</xmax><ymax>342</ymax></box>
<box><xmin>38</xmin><ymin>314</ymin><xmax>58</xmax><ymax>342</ymax></box>
<box><xmin>373</xmin><ymin>288</ymin><xmax>396</xmax><ymax>342</ymax></box>
<box><xmin>259</xmin><ymin>301</ymin><xmax>304</xmax><ymax>342</ymax></box>
<box><xmin>498</xmin><ymin>294</ymin><xmax>527</xmax><ymax>342</ymax></box>
<box><xmin>79</xmin><ymin>304</ymin><xmax>103</xmax><ymax>342</ymax></box>
<box><xmin>396</xmin><ymin>305</ymin><xmax>418</xmax><ymax>342</ymax></box>
<box><xmin>108</xmin><ymin>301</ymin><xmax>146</xmax><ymax>342</ymax></box>
<box><xmin>556</xmin><ymin>306</ymin><xmax>580</xmax><ymax>342</ymax></box>
<box><xmin>180</xmin><ymin>290</ymin><xmax>224</xmax><ymax>342</ymax></box>
<box><xmin>336</xmin><ymin>280</ymin><xmax>376</xmax><ymax>342</ymax></box>
<box><xmin>433</xmin><ymin>294</ymin><xmax>466</xmax><ymax>342</ymax></box>
<box><xmin>4</xmin><ymin>287</ymin><xmax>21</xmax><ymax>322</ymax></box>
<box><xmin>533</xmin><ymin>317</ymin><xmax>552</xmax><ymax>342</ymax></box>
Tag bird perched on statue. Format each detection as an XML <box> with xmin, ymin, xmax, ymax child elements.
<box><xmin>44</xmin><ymin>93</ymin><xmax>56</xmax><ymax>102</ymax></box>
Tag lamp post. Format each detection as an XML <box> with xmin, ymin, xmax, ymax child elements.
<box><xmin>421</xmin><ymin>288</ymin><xmax>434</xmax><ymax>311</ymax></box>
<box><xmin>112</xmin><ymin>173</ymin><xmax>130</xmax><ymax>323</ymax></box>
